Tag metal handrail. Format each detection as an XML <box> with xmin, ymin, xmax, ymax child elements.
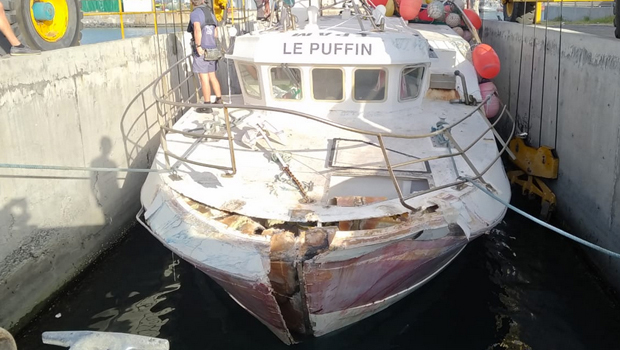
<box><xmin>152</xmin><ymin>53</ymin><xmax>516</xmax><ymax>211</ymax></box>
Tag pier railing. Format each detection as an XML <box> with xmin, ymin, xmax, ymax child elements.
<box><xmin>152</xmin><ymin>54</ymin><xmax>516</xmax><ymax>211</ymax></box>
<box><xmin>82</xmin><ymin>0</ymin><xmax>255</xmax><ymax>40</ymax></box>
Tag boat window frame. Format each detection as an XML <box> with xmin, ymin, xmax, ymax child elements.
<box><xmin>268</xmin><ymin>64</ymin><xmax>304</xmax><ymax>101</ymax></box>
<box><xmin>237</xmin><ymin>62</ymin><xmax>263</xmax><ymax>100</ymax></box>
<box><xmin>352</xmin><ymin>67</ymin><xmax>389</xmax><ymax>103</ymax></box>
<box><xmin>310</xmin><ymin>67</ymin><xmax>346</xmax><ymax>102</ymax></box>
<box><xmin>399</xmin><ymin>65</ymin><xmax>426</xmax><ymax>102</ymax></box>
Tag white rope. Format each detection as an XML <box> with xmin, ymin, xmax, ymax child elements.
<box><xmin>0</xmin><ymin>163</ymin><xmax>169</xmax><ymax>173</ymax></box>
<box><xmin>462</xmin><ymin>177</ymin><xmax>620</xmax><ymax>259</ymax></box>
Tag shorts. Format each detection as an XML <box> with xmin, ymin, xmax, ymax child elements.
<box><xmin>192</xmin><ymin>53</ymin><xmax>219</xmax><ymax>74</ymax></box>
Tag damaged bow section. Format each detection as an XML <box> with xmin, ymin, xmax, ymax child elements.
<box><xmin>171</xmin><ymin>194</ymin><xmax>471</xmax><ymax>343</ymax></box>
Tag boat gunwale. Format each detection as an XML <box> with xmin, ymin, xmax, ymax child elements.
<box><xmin>147</xmin><ymin>183</ymin><xmax>508</xmax><ymax>253</ymax></box>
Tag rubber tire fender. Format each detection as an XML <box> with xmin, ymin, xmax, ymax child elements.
<box><xmin>4</xmin><ymin>0</ymin><xmax>83</xmax><ymax>51</ymax></box>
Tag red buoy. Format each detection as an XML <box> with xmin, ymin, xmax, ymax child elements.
<box><xmin>463</xmin><ymin>9</ymin><xmax>482</xmax><ymax>30</ymax></box>
<box><xmin>400</xmin><ymin>0</ymin><xmax>423</xmax><ymax>21</ymax></box>
<box><xmin>472</xmin><ymin>44</ymin><xmax>500</xmax><ymax>79</ymax></box>
<box><xmin>417</xmin><ymin>9</ymin><xmax>433</xmax><ymax>21</ymax></box>
<box><xmin>369</xmin><ymin>0</ymin><xmax>389</xmax><ymax>6</ymax></box>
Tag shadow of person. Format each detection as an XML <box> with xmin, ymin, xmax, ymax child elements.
<box><xmin>90</xmin><ymin>137</ymin><xmax>121</xmax><ymax>222</ymax></box>
<box><xmin>0</xmin><ymin>198</ymin><xmax>31</xmax><ymax>237</ymax></box>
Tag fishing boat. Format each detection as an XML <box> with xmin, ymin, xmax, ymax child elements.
<box><xmin>138</xmin><ymin>0</ymin><xmax>515</xmax><ymax>344</ymax></box>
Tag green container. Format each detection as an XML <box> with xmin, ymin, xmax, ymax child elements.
<box><xmin>82</xmin><ymin>0</ymin><xmax>121</xmax><ymax>12</ymax></box>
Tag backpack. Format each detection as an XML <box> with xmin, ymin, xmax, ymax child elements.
<box><xmin>187</xmin><ymin>6</ymin><xmax>217</xmax><ymax>36</ymax></box>
<box><xmin>188</xmin><ymin>6</ymin><xmax>223</xmax><ymax>60</ymax></box>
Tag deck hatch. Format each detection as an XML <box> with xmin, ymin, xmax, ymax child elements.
<box><xmin>327</xmin><ymin>175</ymin><xmax>431</xmax><ymax>201</ymax></box>
<box><xmin>328</xmin><ymin>138</ymin><xmax>430</xmax><ymax>174</ymax></box>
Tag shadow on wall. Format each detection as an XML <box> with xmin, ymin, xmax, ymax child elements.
<box><xmin>0</xmin><ymin>32</ymin><xmax>200</xmax><ymax>332</ymax></box>
<box><xmin>0</xmin><ymin>140</ymin><xmax>132</xmax><ymax>332</ymax></box>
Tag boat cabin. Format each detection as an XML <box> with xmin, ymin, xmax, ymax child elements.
<box><xmin>227</xmin><ymin>26</ymin><xmax>434</xmax><ymax>113</ymax></box>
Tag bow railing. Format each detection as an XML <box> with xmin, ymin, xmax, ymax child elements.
<box><xmin>152</xmin><ymin>53</ymin><xmax>516</xmax><ymax>211</ymax></box>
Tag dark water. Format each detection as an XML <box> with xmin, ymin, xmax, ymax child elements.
<box><xmin>15</xmin><ymin>198</ymin><xmax>620</xmax><ymax>350</ymax></box>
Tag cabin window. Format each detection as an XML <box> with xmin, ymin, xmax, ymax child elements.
<box><xmin>400</xmin><ymin>66</ymin><xmax>425</xmax><ymax>101</ymax></box>
<box><xmin>312</xmin><ymin>68</ymin><xmax>344</xmax><ymax>101</ymax></box>
<box><xmin>353</xmin><ymin>69</ymin><xmax>387</xmax><ymax>102</ymax></box>
<box><xmin>270</xmin><ymin>66</ymin><xmax>303</xmax><ymax>100</ymax></box>
<box><xmin>238</xmin><ymin>63</ymin><xmax>261</xmax><ymax>99</ymax></box>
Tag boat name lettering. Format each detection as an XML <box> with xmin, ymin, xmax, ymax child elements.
<box><xmin>291</xmin><ymin>33</ymin><xmax>367</xmax><ymax>37</ymax></box>
<box><xmin>282</xmin><ymin>42</ymin><xmax>372</xmax><ymax>55</ymax></box>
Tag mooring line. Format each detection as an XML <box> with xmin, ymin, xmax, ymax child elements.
<box><xmin>554</xmin><ymin>0</ymin><xmax>564</xmax><ymax>151</ymax></box>
<box><xmin>0</xmin><ymin>163</ymin><xmax>169</xmax><ymax>173</ymax></box>
<box><xmin>515</xmin><ymin>1</ymin><xmax>528</xmax><ymax>132</ymax></box>
<box><xmin>461</xmin><ymin>177</ymin><xmax>620</xmax><ymax>259</ymax></box>
<box><xmin>527</xmin><ymin>6</ymin><xmax>538</xmax><ymax>145</ymax></box>
<box><xmin>538</xmin><ymin>0</ymin><xmax>551</xmax><ymax>148</ymax></box>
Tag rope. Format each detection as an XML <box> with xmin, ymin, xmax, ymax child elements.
<box><xmin>515</xmin><ymin>2</ymin><xmax>528</xmax><ymax>134</ymax></box>
<box><xmin>538</xmin><ymin>0</ymin><xmax>551</xmax><ymax>148</ymax></box>
<box><xmin>526</xmin><ymin>7</ymin><xmax>537</xmax><ymax>143</ymax></box>
<box><xmin>0</xmin><ymin>163</ymin><xmax>170</xmax><ymax>173</ymax></box>
<box><xmin>461</xmin><ymin>177</ymin><xmax>620</xmax><ymax>259</ymax></box>
<box><xmin>554</xmin><ymin>0</ymin><xmax>564</xmax><ymax>151</ymax></box>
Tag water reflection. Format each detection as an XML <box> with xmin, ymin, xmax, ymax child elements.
<box><xmin>89</xmin><ymin>282</ymin><xmax>180</xmax><ymax>337</ymax></box>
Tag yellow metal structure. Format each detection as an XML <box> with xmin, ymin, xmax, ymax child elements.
<box><xmin>508</xmin><ymin>137</ymin><xmax>558</xmax><ymax>179</ymax></box>
<box><xmin>508</xmin><ymin>169</ymin><xmax>556</xmax><ymax>219</ymax></box>
<box><xmin>30</xmin><ymin>0</ymin><xmax>69</xmax><ymax>42</ymax></box>
<box><xmin>507</xmin><ymin>137</ymin><xmax>559</xmax><ymax>220</ymax></box>
<box><xmin>504</xmin><ymin>1</ymin><xmax>514</xmax><ymax>17</ymax></box>
<box><xmin>214</xmin><ymin>0</ymin><xmax>228</xmax><ymax>22</ymax></box>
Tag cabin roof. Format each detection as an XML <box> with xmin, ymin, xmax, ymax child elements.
<box><xmin>228</xmin><ymin>17</ymin><xmax>432</xmax><ymax>65</ymax></box>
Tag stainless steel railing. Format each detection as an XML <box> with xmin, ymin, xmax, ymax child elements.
<box><xmin>152</xmin><ymin>54</ymin><xmax>516</xmax><ymax>211</ymax></box>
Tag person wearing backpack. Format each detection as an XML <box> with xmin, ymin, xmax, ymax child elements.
<box><xmin>190</xmin><ymin>0</ymin><xmax>222</xmax><ymax>113</ymax></box>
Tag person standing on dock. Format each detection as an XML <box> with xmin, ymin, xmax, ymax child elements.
<box><xmin>190</xmin><ymin>0</ymin><xmax>222</xmax><ymax>113</ymax></box>
<box><xmin>0</xmin><ymin>2</ymin><xmax>40</xmax><ymax>56</ymax></box>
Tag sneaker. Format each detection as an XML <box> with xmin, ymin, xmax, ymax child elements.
<box><xmin>196</xmin><ymin>102</ymin><xmax>213</xmax><ymax>114</ymax></box>
<box><xmin>10</xmin><ymin>44</ymin><xmax>41</xmax><ymax>56</ymax></box>
<box><xmin>213</xmin><ymin>97</ymin><xmax>223</xmax><ymax>106</ymax></box>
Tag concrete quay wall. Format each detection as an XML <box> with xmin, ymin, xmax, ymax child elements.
<box><xmin>482</xmin><ymin>21</ymin><xmax>620</xmax><ymax>290</ymax></box>
<box><xmin>0</xmin><ymin>33</ymin><xmax>196</xmax><ymax>330</ymax></box>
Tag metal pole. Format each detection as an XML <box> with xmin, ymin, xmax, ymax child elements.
<box><xmin>151</xmin><ymin>0</ymin><xmax>159</xmax><ymax>34</ymax></box>
<box><xmin>118</xmin><ymin>0</ymin><xmax>125</xmax><ymax>38</ymax></box>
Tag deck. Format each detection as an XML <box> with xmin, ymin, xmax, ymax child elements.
<box><xmin>151</xmin><ymin>95</ymin><xmax>505</xmax><ymax>223</ymax></box>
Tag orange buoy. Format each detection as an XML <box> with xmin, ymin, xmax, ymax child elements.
<box><xmin>463</xmin><ymin>9</ymin><xmax>482</xmax><ymax>30</ymax></box>
<box><xmin>472</xmin><ymin>44</ymin><xmax>500</xmax><ymax>79</ymax></box>
<box><xmin>480</xmin><ymin>82</ymin><xmax>500</xmax><ymax>118</ymax></box>
<box><xmin>400</xmin><ymin>0</ymin><xmax>423</xmax><ymax>20</ymax></box>
<box><xmin>418</xmin><ymin>9</ymin><xmax>433</xmax><ymax>21</ymax></box>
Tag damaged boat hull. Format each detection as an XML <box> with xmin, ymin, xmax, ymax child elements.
<box><xmin>141</xmin><ymin>185</ymin><xmax>493</xmax><ymax>344</ymax></box>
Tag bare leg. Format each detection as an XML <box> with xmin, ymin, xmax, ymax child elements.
<box><xmin>208</xmin><ymin>72</ymin><xmax>221</xmax><ymax>99</ymax></box>
<box><xmin>0</xmin><ymin>2</ymin><xmax>21</xmax><ymax>46</ymax></box>
<box><xmin>199</xmin><ymin>73</ymin><xmax>211</xmax><ymax>102</ymax></box>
